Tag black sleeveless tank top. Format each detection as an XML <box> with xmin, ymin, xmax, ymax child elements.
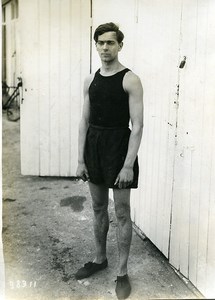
<box><xmin>89</xmin><ymin>68</ymin><xmax>130</xmax><ymax>128</ymax></box>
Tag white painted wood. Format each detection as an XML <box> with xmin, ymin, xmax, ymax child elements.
<box><xmin>5</xmin><ymin>3</ymin><xmax>12</xmax><ymax>85</ymax></box>
<box><xmin>130</xmin><ymin>0</ymin><xmax>182</xmax><ymax>257</ymax></box>
<box><xmin>58</xmin><ymin>0</ymin><xmax>73</xmax><ymax>176</ymax></box>
<box><xmin>38</xmin><ymin>0</ymin><xmax>50</xmax><ymax>175</ymax></box>
<box><xmin>169</xmin><ymin>0</ymin><xmax>215</xmax><ymax>297</ymax></box>
<box><xmin>5</xmin><ymin>3</ymin><xmax>16</xmax><ymax>86</ymax></box>
<box><xmin>19</xmin><ymin>0</ymin><xmax>40</xmax><ymax>175</ymax></box>
<box><xmin>20</xmin><ymin>0</ymin><xmax>91</xmax><ymax>176</ymax></box>
<box><xmin>49</xmin><ymin>0</ymin><xmax>61</xmax><ymax>176</ymax></box>
<box><xmin>204</xmin><ymin>3</ymin><xmax>215</xmax><ymax>295</ymax></box>
<box><xmin>91</xmin><ymin>0</ymin><xmax>136</xmax><ymax>72</ymax></box>
<box><xmin>15</xmin><ymin>18</ymin><xmax>20</xmax><ymax>80</ymax></box>
<box><xmin>206</xmin><ymin>151</ymin><xmax>215</xmax><ymax>297</ymax></box>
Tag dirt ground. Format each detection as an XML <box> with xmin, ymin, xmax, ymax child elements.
<box><xmin>1</xmin><ymin>112</ymin><xmax>202</xmax><ymax>300</ymax></box>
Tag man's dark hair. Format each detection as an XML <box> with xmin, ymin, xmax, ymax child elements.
<box><xmin>94</xmin><ymin>22</ymin><xmax>124</xmax><ymax>43</ymax></box>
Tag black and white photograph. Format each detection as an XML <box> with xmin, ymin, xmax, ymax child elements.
<box><xmin>1</xmin><ymin>0</ymin><xmax>215</xmax><ymax>299</ymax></box>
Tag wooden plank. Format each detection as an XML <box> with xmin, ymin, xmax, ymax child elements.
<box><xmin>10</xmin><ymin>20</ymin><xmax>16</xmax><ymax>85</ymax></box>
<box><xmin>5</xmin><ymin>3</ymin><xmax>13</xmax><ymax>85</ymax></box>
<box><xmin>68</xmin><ymin>0</ymin><xmax>90</xmax><ymax>174</ymax></box>
<box><xmin>170</xmin><ymin>0</ymin><xmax>198</xmax><ymax>275</ymax></box>
<box><xmin>196</xmin><ymin>1</ymin><xmax>215</xmax><ymax>293</ymax></box>
<box><xmin>20</xmin><ymin>0</ymin><xmax>90</xmax><ymax>176</ymax></box>
<box><xmin>170</xmin><ymin>0</ymin><xmax>199</xmax><ymax>277</ymax></box>
<box><xmin>20</xmin><ymin>0</ymin><xmax>40</xmax><ymax>175</ymax></box>
<box><xmin>15</xmin><ymin>19</ymin><xmax>21</xmax><ymax>78</ymax></box>
<box><xmin>49</xmin><ymin>0</ymin><xmax>61</xmax><ymax>175</ymax></box>
<box><xmin>38</xmin><ymin>0</ymin><xmax>50</xmax><ymax>175</ymax></box>
<box><xmin>132</xmin><ymin>0</ymin><xmax>181</xmax><ymax>256</ymax></box>
<box><xmin>206</xmin><ymin>149</ymin><xmax>215</xmax><ymax>298</ymax></box>
<box><xmin>58</xmin><ymin>0</ymin><xmax>72</xmax><ymax>176</ymax></box>
<box><xmin>170</xmin><ymin>1</ymin><xmax>215</xmax><ymax>296</ymax></box>
<box><xmin>188</xmin><ymin>0</ymin><xmax>210</xmax><ymax>287</ymax></box>
<box><xmin>180</xmin><ymin>0</ymin><xmax>200</xmax><ymax>279</ymax></box>
<box><xmin>204</xmin><ymin>2</ymin><xmax>215</xmax><ymax>295</ymax></box>
<box><xmin>57</xmin><ymin>0</ymin><xmax>91</xmax><ymax>176</ymax></box>
<box><xmin>80</xmin><ymin>0</ymin><xmax>91</xmax><ymax>107</ymax></box>
<box><xmin>133</xmin><ymin>0</ymin><xmax>156</xmax><ymax>243</ymax></box>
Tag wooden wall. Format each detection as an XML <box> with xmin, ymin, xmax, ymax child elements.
<box><xmin>128</xmin><ymin>0</ymin><xmax>215</xmax><ymax>297</ymax></box>
<box><xmin>19</xmin><ymin>0</ymin><xmax>91</xmax><ymax>176</ymax></box>
<box><xmin>16</xmin><ymin>0</ymin><xmax>215</xmax><ymax>297</ymax></box>
<box><xmin>130</xmin><ymin>0</ymin><xmax>182</xmax><ymax>258</ymax></box>
<box><xmin>169</xmin><ymin>1</ymin><xmax>215</xmax><ymax>296</ymax></box>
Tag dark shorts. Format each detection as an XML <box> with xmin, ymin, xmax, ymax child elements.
<box><xmin>84</xmin><ymin>125</ymin><xmax>139</xmax><ymax>189</ymax></box>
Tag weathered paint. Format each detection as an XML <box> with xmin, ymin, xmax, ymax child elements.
<box><xmin>129</xmin><ymin>0</ymin><xmax>182</xmax><ymax>259</ymax></box>
<box><xmin>19</xmin><ymin>0</ymin><xmax>91</xmax><ymax>176</ymax></box>
<box><xmin>169</xmin><ymin>1</ymin><xmax>215</xmax><ymax>297</ymax></box>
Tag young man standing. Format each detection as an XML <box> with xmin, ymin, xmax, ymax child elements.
<box><xmin>76</xmin><ymin>22</ymin><xmax>143</xmax><ymax>299</ymax></box>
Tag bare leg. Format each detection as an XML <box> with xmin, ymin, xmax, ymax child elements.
<box><xmin>89</xmin><ymin>182</ymin><xmax>109</xmax><ymax>264</ymax></box>
<box><xmin>113</xmin><ymin>189</ymin><xmax>132</xmax><ymax>276</ymax></box>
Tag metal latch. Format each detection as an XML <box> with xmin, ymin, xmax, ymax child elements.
<box><xmin>179</xmin><ymin>56</ymin><xmax>187</xmax><ymax>68</ymax></box>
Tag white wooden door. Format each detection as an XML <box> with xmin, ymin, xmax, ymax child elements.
<box><xmin>131</xmin><ymin>1</ymin><xmax>215</xmax><ymax>296</ymax></box>
<box><xmin>19</xmin><ymin>0</ymin><xmax>91</xmax><ymax>176</ymax></box>
<box><xmin>169</xmin><ymin>0</ymin><xmax>215</xmax><ymax>297</ymax></box>
<box><xmin>130</xmin><ymin>0</ymin><xmax>182</xmax><ymax>257</ymax></box>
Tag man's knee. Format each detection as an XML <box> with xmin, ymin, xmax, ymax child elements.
<box><xmin>89</xmin><ymin>183</ymin><xmax>109</xmax><ymax>215</ymax></box>
<box><xmin>115</xmin><ymin>204</ymin><xmax>131</xmax><ymax>225</ymax></box>
<box><xmin>92</xmin><ymin>202</ymin><xmax>108</xmax><ymax>215</ymax></box>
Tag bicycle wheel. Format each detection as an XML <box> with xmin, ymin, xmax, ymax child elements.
<box><xmin>7</xmin><ymin>94</ymin><xmax>20</xmax><ymax>122</ymax></box>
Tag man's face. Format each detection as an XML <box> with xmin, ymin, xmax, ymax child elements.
<box><xmin>96</xmin><ymin>31</ymin><xmax>123</xmax><ymax>62</ymax></box>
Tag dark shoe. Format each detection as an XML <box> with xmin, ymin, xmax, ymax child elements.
<box><xmin>75</xmin><ymin>259</ymin><xmax>108</xmax><ymax>280</ymax></box>
<box><xmin>115</xmin><ymin>274</ymin><xmax>131</xmax><ymax>299</ymax></box>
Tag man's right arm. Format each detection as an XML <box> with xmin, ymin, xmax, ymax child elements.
<box><xmin>76</xmin><ymin>74</ymin><xmax>94</xmax><ymax>181</ymax></box>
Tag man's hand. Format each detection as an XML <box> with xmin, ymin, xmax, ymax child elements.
<box><xmin>76</xmin><ymin>162</ymin><xmax>90</xmax><ymax>182</ymax></box>
<box><xmin>114</xmin><ymin>166</ymin><xmax>134</xmax><ymax>189</ymax></box>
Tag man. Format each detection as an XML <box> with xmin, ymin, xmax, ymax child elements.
<box><xmin>76</xmin><ymin>22</ymin><xmax>143</xmax><ymax>300</ymax></box>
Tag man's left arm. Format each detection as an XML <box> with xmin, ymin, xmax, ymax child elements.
<box><xmin>115</xmin><ymin>72</ymin><xmax>144</xmax><ymax>189</ymax></box>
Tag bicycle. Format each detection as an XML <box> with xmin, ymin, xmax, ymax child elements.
<box><xmin>2</xmin><ymin>77</ymin><xmax>23</xmax><ymax>122</ymax></box>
